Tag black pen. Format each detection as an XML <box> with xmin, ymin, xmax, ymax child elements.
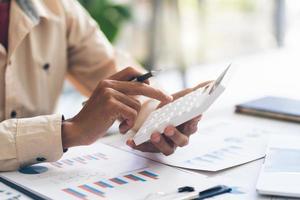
<box><xmin>177</xmin><ymin>185</ymin><xmax>231</xmax><ymax>200</ymax></box>
<box><xmin>196</xmin><ymin>185</ymin><xmax>232</xmax><ymax>199</ymax></box>
<box><xmin>129</xmin><ymin>70</ymin><xmax>161</xmax><ymax>82</ymax></box>
<box><xmin>82</xmin><ymin>70</ymin><xmax>161</xmax><ymax>106</ymax></box>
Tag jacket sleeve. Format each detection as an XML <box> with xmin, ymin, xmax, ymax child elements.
<box><xmin>62</xmin><ymin>0</ymin><xmax>146</xmax><ymax>97</ymax></box>
<box><xmin>0</xmin><ymin>114</ymin><xmax>63</xmax><ymax>171</ymax></box>
<box><xmin>62</xmin><ymin>0</ymin><xmax>118</xmax><ymax>96</ymax></box>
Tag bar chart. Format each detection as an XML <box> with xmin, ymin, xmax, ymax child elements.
<box><xmin>50</xmin><ymin>152</ymin><xmax>108</xmax><ymax>168</ymax></box>
<box><xmin>1</xmin><ymin>143</ymin><xmax>212</xmax><ymax>200</ymax></box>
<box><xmin>62</xmin><ymin>170</ymin><xmax>159</xmax><ymax>199</ymax></box>
<box><xmin>122</xmin><ymin>121</ymin><xmax>269</xmax><ymax>172</ymax></box>
<box><xmin>184</xmin><ymin>144</ymin><xmax>244</xmax><ymax>166</ymax></box>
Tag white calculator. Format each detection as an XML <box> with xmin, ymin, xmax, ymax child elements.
<box><xmin>133</xmin><ymin>65</ymin><xmax>231</xmax><ymax>145</ymax></box>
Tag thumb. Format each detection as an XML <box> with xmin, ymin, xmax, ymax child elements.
<box><xmin>119</xmin><ymin>119</ymin><xmax>133</xmax><ymax>134</ymax></box>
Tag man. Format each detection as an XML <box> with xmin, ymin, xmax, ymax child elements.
<box><xmin>0</xmin><ymin>0</ymin><xmax>206</xmax><ymax>171</ymax></box>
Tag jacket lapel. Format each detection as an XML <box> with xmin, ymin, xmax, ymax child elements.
<box><xmin>8</xmin><ymin>0</ymin><xmax>40</xmax><ymax>58</ymax></box>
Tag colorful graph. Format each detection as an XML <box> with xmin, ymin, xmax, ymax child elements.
<box><xmin>62</xmin><ymin>188</ymin><xmax>88</xmax><ymax>200</ymax></box>
<box><xmin>94</xmin><ymin>181</ymin><xmax>114</xmax><ymax>188</ymax></box>
<box><xmin>62</xmin><ymin>170</ymin><xmax>159</xmax><ymax>199</ymax></box>
<box><xmin>79</xmin><ymin>185</ymin><xmax>105</xmax><ymax>197</ymax></box>
<box><xmin>124</xmin><ymin>174</ymin><xmax>146</xmax><ymax>182</ymax></box>
<box><xmin>185</xmin><ymin>144</ymin><xmax>244</xmax><ymax>165</ymax></box>
<box><xmin>19</xmin><ymin>166</ymin><xmax>48</xmax><ymax>174</ymax></box>
<box><xmin>109</xmin><ymin>178</ymin><xmax>128</xmax><ymax>185</ymax></box>
<box><xmin>50</xmin><ymin>153</ymin><xmax>108</xmax><ymax>168</ymax></box>
<box><xmin>138</xmin><ymin>170</ymin><xmax>158</xmax><ymax>179</ymax></box>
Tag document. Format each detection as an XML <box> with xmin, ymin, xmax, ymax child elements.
<box><xmin>0</xmin><ymin>182</ymin><xmax>31</xmax><ymax>200</ymax></box>
<box><xmin>0</xmin><ymin>143</ymin><xmax>215</xmax><ymax>200</ymax></box>
<box><xmin>109</xmin><ymin>121</ymin><xmax>270</xmax><ymax>171</ymax></box>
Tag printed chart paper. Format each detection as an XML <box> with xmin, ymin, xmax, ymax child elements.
<box><xmin>110</xmin><ymin>121</ymin><xmax>270</xmax><ymax>172</ymax></box>
<box><xmin>0</xmin><ymin>143</ymin><xmax>215</xmax><ymax>200</ymax></box>
<box><xmin>0</xmin><ymin>182</ymin><xmax>31</xmax><ymax>200</ymax></box>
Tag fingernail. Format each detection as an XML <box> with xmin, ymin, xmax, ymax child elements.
<box><xmin>163</xmin><ymin>95</ymin><xmax>173</xmax><ymax>102</ymax></box>
<box><xmin>126</xmin><ymin>140</ymin><xmax>134</xmax><ymax>147</ymax></box>
<box><xmin>152</xmin><ymin>133</ymin><xmax>161</xmax><ymax>143</ymax></box>
<box><xmin>165</xmin><ymin>127</ymin><xmax>174</xmax><ymax>136</ymax></box>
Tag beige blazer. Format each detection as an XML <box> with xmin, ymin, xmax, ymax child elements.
<box><xmin>0</xmin><ymin>0</ymin><xmax>132</xmax><ymax>171</ymax></box>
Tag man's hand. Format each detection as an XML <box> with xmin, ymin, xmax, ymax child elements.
<box><xmin>126</xmin><ymin>81</ymin><xmax>212</xmax><ymax>155</ymax></box>
<box><xmin>62</xmin><ymin>67</ymin><xmax>173</xmax><ymax>148</ymax></box>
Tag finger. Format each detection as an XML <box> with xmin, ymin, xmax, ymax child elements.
<box><xmin>172</xmin><ymin>88</ymin><xmax>194</xmax><ymax>100</ymax></box>
<box><xmin>109</xmin><ymin>67</ymin><xmax>150</xmax><ymax>84</ymax></box>
<box><xmin>164</xmin><ymin>126</ymin><xmax>189</xmax><ymax>147</ymax></box>
<box><xmin>113</xmin><ymin>90</ymin><xmax>141</xmax><ymax>113</ymax></box>
<box><xmin>172</xmin><ymin>81</ymin><xmax>213</xmax><ymax>100</ymax></box>
<box><xmin>177</xmin><ymin>115</ymin><xmax>202</xmax><ymax>136</ymax></box>
<box><xmin>193</xmin><ymin>80</ymin><xmax>213</xmax><ymax>90</ymax></box>
<box><xmin>157</xmin><ymin>81</ymin><xmax>213</xmax><ymax>109</ymax></box>
<box><xmin>108</xmin><ymin>80</ymin><xmax>173</xmax><ymax>102</ymax></box>
<box><xmin>150</xmin><ymin>132</ymin><xmax>176</xmax><ymax>156</ymax></box>
<box><xmin>126</xmin><ymin>139</ymin><xmax>159</xmax><ymax>153</ymax></box>
<box><xmin>157</xmin><ymin>88</ymin><xmax>194</xmax><ymax>109</ymax></box>
<box><xmin>113</xmin><ymin>99</ymin><xmax>138</xmax><ymax>133</ymax></box>
<box><xmin>119</xmin><ymin>120</ymin><xmax>133</xmax><ymax>134</ymax></box>
<box><xmin>117</xmin><ymin>94</ymin><xmax>141</xmax><ymax>133</ymax></box>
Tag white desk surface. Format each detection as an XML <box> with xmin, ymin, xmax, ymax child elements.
<box><xmin>102</xmin><ymin>48</ymin><xmax>300</xmax><ymax>200</ymax></box>
<box><xmin>2</xmin><ymin>48</ymin><xmax>300</xmax><ymax>199</ymax></box>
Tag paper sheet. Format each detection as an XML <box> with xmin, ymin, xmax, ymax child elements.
<box><xmin>0</xmin><ymin>143</ymin><xmax>215</xmax><ymax>200</ymax></box>
<box><xmin>109</xmin><ymin>121</ymin><xmax>271</xmax><ymax>172</ymax></box>
<box><xmin>0</xmin><ymin>182</ymin><xmax>31</xmax><ymax>200</ymax></box>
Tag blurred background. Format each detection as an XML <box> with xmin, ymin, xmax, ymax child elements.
<box><xmin>57</xmin><ymin>0</ymin><xmax>300</xmax><ymax>119</ymax></box>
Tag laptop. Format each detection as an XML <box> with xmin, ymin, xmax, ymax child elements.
<box><xmin>256</xmin><ymin>135</ymin><xmax>300</xmax><ymax>197</ymax></box>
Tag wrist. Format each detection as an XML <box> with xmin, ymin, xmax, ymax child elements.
<box><xmin>62</xmin><ymin>118</ymin><xmax>81</xmax><ymax>149</ymax></box>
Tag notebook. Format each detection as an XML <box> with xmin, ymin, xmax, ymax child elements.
<box><xmin>235</xmin><ymin>96</ymin><xmax>300</xmax><ymax>123</ymax></box>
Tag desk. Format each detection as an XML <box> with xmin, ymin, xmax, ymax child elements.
<box><xmin>2</xmin><ymin>48</ymin><xmax>300</xmax><ymax>199</ymax></box>
<box><xmin>103</xmin><ymin>48</ymin><xmax>300</xmax><ymax>200</ymax></box>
